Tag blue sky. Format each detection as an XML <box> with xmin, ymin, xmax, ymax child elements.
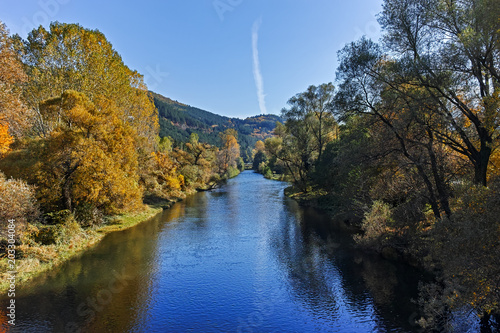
<box><xmin>1</xmin><ymin>0</ymin><xmax>383</xmax><ymax>118</ymax></box>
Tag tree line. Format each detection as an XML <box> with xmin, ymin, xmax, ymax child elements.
<box><xmin>0</xmin><ymin>21</ymin><xmax>243</xmax><ymax>263</ymax></box>
<box><xmin>254</xmin><ymin>0</ymin><xmax>499</xmax><ymax>330</ymax></box>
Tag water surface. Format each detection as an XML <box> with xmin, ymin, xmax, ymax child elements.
<box><xmin>3</xmin><ymin>171</ymin><xmax>430</xmax><ymax>332</ymax></box>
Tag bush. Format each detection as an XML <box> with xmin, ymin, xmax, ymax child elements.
<box><xmin>253</xmin><ymin>151</ymin><xmax>267</xmax><ymax>170</ymax></box>
<box><xmin>355</xmin><ymin>200</ymin><xmax>394</xmax><ymax>250</ymax></box>
<box><xmin>209</xmin><ymin>173</ymin><xmax>221</xmax><ymax>184</ymax></box>
<box><xmin>74</xmin><ymin>204</ymin><xmax>104</xmax><ymax>228</ymax></box>
<box><xmin>31</xmin><ymin>221</ymin><xmax>82</xmax><ymax>246</ymax></box>
<box><xmin>0</xmin><ymin>172</ymin><xmax>39</xmax><ymax>240</ymax></box>
<box><xmin>236</xmin><ymin>157</ymin><xmax>245</xmax><ymax>172</ymax></box>
<box><xmin>263</xmin><ymin>166</ymin><xmax>273</xmax><ymax>179</ymax></box>
<box><xmin>422</xmin><ymin>179</ymin><xmax>500</xmax><ymax>321</ymax></box>
<box><xmin>225</xmin><ymin>166</ymin><xmax>240</xmax><ymax>179</ymax></box>
<box><xmin>33</xmin><ymin>226</ymin><xmax>60</xmax><ymax>245</ymax></box>
<box><xmin>44</xmin><ymin>210</ymin><xmax>73</xmax><ymax>225</ymax></box>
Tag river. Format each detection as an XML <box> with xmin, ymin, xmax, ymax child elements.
<box><xmin>3</xmin><ymin>171</ymin><xmax>442</xmax><ymax>332</ymax></box>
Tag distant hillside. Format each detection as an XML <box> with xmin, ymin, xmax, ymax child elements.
<box><xmin>152</xmin><ymin>92</ymin><xmax>282</xmax><ymax>159</ymax></box>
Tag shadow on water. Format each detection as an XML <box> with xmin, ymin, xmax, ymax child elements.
<box><xmin>272</xmin><ymin>196</ymin><xmax>428</xmax><ymax>332</ymax></box>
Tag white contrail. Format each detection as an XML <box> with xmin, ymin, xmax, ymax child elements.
<box><xmin>252</xmin><ymin>18</ymin><xmax>267</xmax><ymax>115</ymax></box>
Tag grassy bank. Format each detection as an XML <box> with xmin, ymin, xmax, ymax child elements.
<box><xmin>0</xmin><ymin>205</ymin><xmax>162</xmax><ymax>293</ymax></box>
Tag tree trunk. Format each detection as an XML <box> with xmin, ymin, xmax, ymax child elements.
<box><xmin>63</xmin><ymin>177</ymin><xmax>72</xmax><ymax>211</ymax></box>
<box><xmin>474</xmin><ymin>144</ymin><xmax>491</xmax><ymax>187</ymax></box>
<box><xmin>427</xmin><ymin>130</ymin><xmax>451</xmax><ymax>218</ymax></box>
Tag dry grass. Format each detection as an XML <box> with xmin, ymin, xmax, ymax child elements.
<box><xmin>0</xmin><ymin>205</ymin><xmax>162</xmax><ymax>292</ymax></box>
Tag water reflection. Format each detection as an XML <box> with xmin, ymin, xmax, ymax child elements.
<box><xmin>274</xmin><ymin>196</ymin><xmax>425</xmax><ymax>332</ymax></box>
<box><xmin>2</xmin><ymin>212</ymin><xmax>166</xmax><ymax>333</ymax></box>
<box><xmin>2</xmin><ymin>171</ymin><xmax>432</xmax><ymax>332</ymax></box>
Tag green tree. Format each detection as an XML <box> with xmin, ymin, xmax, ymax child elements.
<box><xmin>252</xmin><ymin>150</ymin><xmax>268</xmax><ymax>171</ymax></box>
<box><xmin>278</xmin><ymin>84</ymin><xmax>337</xmax><ymax>191</ymax></box>
<box><xmin>335</xmin><ymin>37</ymin><xmax>453</xmax><ymax>218</ymax></box>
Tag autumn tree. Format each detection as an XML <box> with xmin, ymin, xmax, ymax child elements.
<box><xmin>379</xmin><ymin>0</ymin><xmax>500</xmax><ymax>186</ymax></box>
<box><xmin>335</xmin><ymin>37</ymin><xmax>455</xmax><ymax>219</ymax></box>
<box><xmin>15</xmin><ymin>22</ymin><xmax>158</xmax><ymax>145</ymax></box>
<box><xmin>4</xmin><ymin>22</ymin><xmax>161</xmax><ymax>214</ymax></box>
<box><xmin>35</xmin><ymin>90</ymin><xmax>142</xmax><ymax>215</ymax></box>
<box><xmin>330</xmin><ymin>1</ymin><xmax>500</xmax><ymax>328</ymax></box>
<box><xmin>0</xmin><ymin>21</ymin><xmax>30</xmax><ymax>139</ymax></box>
<box><xmin>0</xmin><ymin>119</ymin><xmax>13</xmax><ymax>156</ymax></box>
<box><xmin>254</xmin><ymin>140</ymin><xmax>265</xmax><ymax>153</ymax></box>
<box><xmin>185</xmin><ymin>133</ymin><xmax>203</xmax><ymax>165</ymax></box>
<box><xmin>149</xmin><ymin>150</ymin><xmax>185</xmax><ymax>198</ymax></box>
<box><xmin>218</xmin><ymin>128</ymin><xmax>240</xmax><ymax>174</ymax></box>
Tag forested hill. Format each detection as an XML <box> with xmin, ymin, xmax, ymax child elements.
<box><xmin>152</xmin><ymin>92</ymin><xmax>282</xmax><ymax>156</ymax></box>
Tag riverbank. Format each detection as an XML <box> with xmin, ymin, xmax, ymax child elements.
<box><xmin>0</xmin><ymin>173</ymin><xmax>240</xmax><ymax>293</ymax></box>
<box><xmin>284</xmin><ymin>185</ymin><xmax>361</xmax><ymax>223</ymax></box>
<box><xmin>0</xmin><ymin>205</ymin><xmax>163</xmax><ymax>293</ymax></box>
<box><xmin>283</xmin><ymin>185</ymin><xmax>412</xmax><ymax>262</ymax></box>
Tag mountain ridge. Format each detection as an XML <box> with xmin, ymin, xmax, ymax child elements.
<box><xmin>151</xmin><ymin>91</ymin><xmax>282</xmax><ymax>158</ymax></box>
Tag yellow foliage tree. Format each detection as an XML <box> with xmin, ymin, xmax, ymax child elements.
<box><xmin>35</xmin><ymin>90</ymin><xmax>142</xmax><ymax>214</ymax></box>
<box><xmin>0</xmin><ymin>21</ymin><xmax>30</xmax><ymax>138</ymax></box>
<box><xmin>149</xmin><ymin>151</ymin><xmax>185</xmax><ymax>198</ymax></box>
<box><xmin>17</xmin><ymin>22</ymin><xmax>158</xmax><ymax>145</ymax></box>
<box><xmin>218</xmin><ymin>129</ymin><xmax>240</xmax><ymax>173</ymax></box>
<box><xmin>254</xmin><ymin>140</ymin><xmax>265</xmax><ymax>152</ymax></box>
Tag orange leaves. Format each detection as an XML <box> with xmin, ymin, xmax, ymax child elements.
<box><xmin>35</xmin><ymin>91</ymin><xmax>142</xmax><ymax>214</ymax></box>
<box><xmin>0</xmin><ymin>21</ymin><xmax>30</xmax><ymax>138</ymax></box>
<box><xmin>0</xmin><ymin>120</ymin><xmax>13</xmax><ymax>156</ymax></box>
<box><xmin>150</xmin><ymin>151</ymin><xmax>185</xmax><ymax>193</ymax></box>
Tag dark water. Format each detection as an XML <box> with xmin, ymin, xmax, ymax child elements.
<box><xmin>3</xmin><ymin>171</ymin><xmax>437</xmax><ymax>332</ymax></box>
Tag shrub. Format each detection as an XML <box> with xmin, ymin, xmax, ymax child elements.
<box><xmin>179</xmin><ymin>165</ymin><xmax>201</xmax><ymax>187</ymax></box>
<box><xmin>33</xmin><ymin>226</ymin><xmax>60</xmax><ymax>245</ymax></box>
<box><xmin>236</xmin><ymin>157</ymin><xmax>245</xmax><ymax>172</ymax></box>
<box><xmin>44</xmin><ymin>210</ymin><xmax>73</xmax><ymax>225</ymax></box>
<box><xmin>0</xmin><ymin>172</ymin><xmax>39</xmax><ymax>240</ymax></box>
<box><xmin>423</xmin><ymin>179</ymin><xmax>500</xmax><ymax>322</ymax></box>
<box><xmin>223</xmin><ymin>166</ymin><xmax>240</xmax><ymax>179</ymax></box>
<box><xmin>355</xmin><ymin>200</ymin><xmax>394</xmax><ymax>250</ymax></box>
<box><xmin>253</xmin><ymin>151</ymin><xmax>267</xmax><ymax>170</ymax></box>
<box><xmin>74</xmin><ymin>204</ymin><xmax>104</xmax><ymax>228</ymax></box>
<box><xmin>263</xmin><ymin>166</ymin><xmax>273</xmax><ymax>179</ymax></box>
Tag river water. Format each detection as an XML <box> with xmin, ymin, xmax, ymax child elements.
<box><xmin>4</xmin><ymin>171</ymin><xmax>436</xmax><ymax>332</ymax></box>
